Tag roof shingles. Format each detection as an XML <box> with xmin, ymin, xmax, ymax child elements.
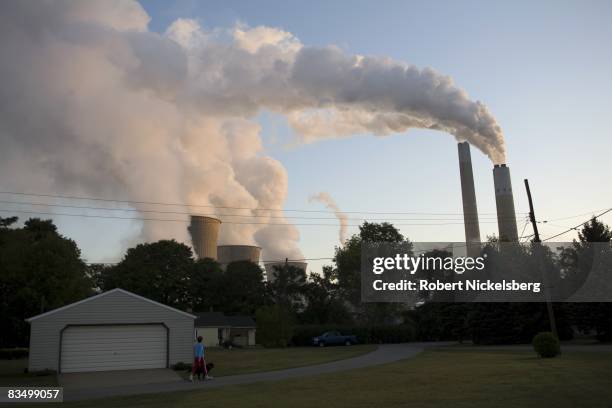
<box><xmin>195</xmin><ymin>312</ymin><xmax>255</xmax><ymax>328</ymax></box>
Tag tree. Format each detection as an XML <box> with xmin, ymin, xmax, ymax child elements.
<box><xmin>336</xmin><ymin>222</ymin><xmax>410</xmax><ymax>305</ymax></box>
<box><xmin>332</xmin><ymin>222</ymin><xmax>412</xmax><ymax>324</ymax></box>
<box><xmin>101</xmin><ymin>240</ymin><xmax>194</xmax><ymax>309</ymax></box>
<box><xmin>219</xmin><ymin>261</ymin><xmax>267</xmax><ymax>315</ymax></box>
<box><xmin>0</xmin><ymin>216</ymin><xmax>18</xmax><ymax>228</ymax></box>
<box><xmin>189</xmin><ymin>258</ymin><xmax>224</xmax><ymax>312</ymax></box>
<box><xmin>267</xmin><ymin>263</ymin><xmax>307</xmax><ymax>312</ymax></box>
<box><xmin>578</xmin><ymin>217</ymin><xmax>612</xmax><ymax>243</ymax></box>
<box><xmin>566</xmin><ymin>217</ymin><xmax>612</xmax><ymax>341</ymax></box>
<box><xmin>415</xmin><ymin>249</ymin><xmax>454</xmax><ymax>302</ymax></box>
<box><xmin>301</xmin><ymin>265</ymin><xmax>350</xmax><ymax>324</ymax></box>
<box><xmin>256</xmin><ymin>305</ymin><xmax>294</xmax><ymax>347</ymax></box>
<box><xmin>0</xmin><ymin>218</ymin><xmax>92</xmax><ymax>347</ymax></box>
<box><xmin>359</xmin><ymin>222</ymin><xmax>406</xmax><ymax>243</ymax></box>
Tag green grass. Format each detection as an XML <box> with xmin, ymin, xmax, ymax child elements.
<box><xmin>0</xmin><ymin>359</ymin><xmax>57</xmax><ymax>386</ymax></box>
<box><xmin>181</xmin><ymin>345</ymin><xmax>377</xmax><ymax>377</ymax></box>
<box><xmin>0</xmin><ymin>345</ymin><xmax>375</xmax><ymax>387</ymax></box>
<box><xmin>48</xmin><ymin>349</ymin><xmax>612</xmax><ymax>408</ymax></box>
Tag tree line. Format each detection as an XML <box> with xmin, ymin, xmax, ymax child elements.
<box><xmin>1</xmin><ymin>215</ymin><xmax>611</xmax><ymax>347</ymax></box>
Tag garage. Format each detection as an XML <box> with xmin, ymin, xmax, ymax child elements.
<box><xmin>27</xmin><ymin>288</ymin><xmax>195</xmax><ymax>373</ymax></box>
<box><xmin>60</xmin><ymin>324</ymin><xmax>168</xmax><ymax>373</ymax></box>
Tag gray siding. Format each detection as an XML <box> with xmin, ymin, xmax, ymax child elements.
<box><xmin>28</xmin><ymin>290</ymin><xmax>194</xmax><ymax>372</ymax></box>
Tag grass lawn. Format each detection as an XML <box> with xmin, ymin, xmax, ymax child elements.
<box><xmin>0</xmin><ymin>345</ymin><xmax>375</xmax><ymax>387</ymax></box>
<box><xmin>49</xmin><ymin>349</ymin><xmax>612</xmax><ymax>408</ymax></box>
<box><xmin>0</xmin><ymin>359</ymin><xmax>57</xmax><ymax>386</ymax></box>
<box><xmin>181</xmin><ymin>345</ymin><xmax>377</xmax><ymax>377</ymax></box>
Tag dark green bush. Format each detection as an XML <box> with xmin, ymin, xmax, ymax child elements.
<box><xmin>532</xmin><ymin>332</ymin><xmax>561</xmax><ymax>358</ymax></box>
<box><xmin>171</xmin><ymin>361</ymin><xmax>192</xmax><ymax>371</ymax></box>
<box><xmin>256</xmin><ymin>305</ymin><xmax>294</xmax><ymax>348</ymax></box>
<box><xmin>0</xmin><ymin>348</ymin><xmax>29</xmax><ymax>359</ymax></box>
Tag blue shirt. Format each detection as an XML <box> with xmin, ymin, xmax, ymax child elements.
<box><xmin>194</xmin><ymin>342</ymin><xmax>205</xmax><ymax>358</ymax></box>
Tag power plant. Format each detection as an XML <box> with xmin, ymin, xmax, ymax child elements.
<box><xmin>188</xmin><ymin>143</ymin><xmax>519</xmax><ymax>272</ymax></box>
<box><xmin>187</xmin><ymin>216</ymin><xmax>301</xmax><ymax>279</ymax></box>
<box><xmin>492</xmin><ymin>164</ymin><xmax>519</xmax><ymax>241</ymax></box>
<box><xmin>188</xmin><ymin>216</ymin><xmax>222</xmax><ymax>260</ymax></box>
<box><xmin>457</xmin><ymin>142</ymin><xmax>519</xmax><ymax>245</ymax></box>
<box><xmin>217</xmin><ymin>245</ymin><xmax>262</xmax><ymax>267</ymax></box>
<box><xmin>457</xmin><ymin>142</ymin><xmax>481</xmax><ymax>256</ymax></box>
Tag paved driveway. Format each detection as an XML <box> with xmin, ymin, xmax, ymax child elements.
<box><xmin>59</xmin><ymin>368</ymin><xmax>181</xmax><ymax>390</ymax></box>
<box><xmin>64</xmin><ymin>342</ymin><xmax>453</xmax><ymax>402</ymax></box>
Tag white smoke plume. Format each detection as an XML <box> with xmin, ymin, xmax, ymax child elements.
<box><xmin>0</xmin><ymin>1</ymin><xmax>506</xmax><ymax>261</ymax></box>
<box><xmin>309</xmin><ymin>192</ymin><xmax>348</xmax><ymax>245</ymax></box>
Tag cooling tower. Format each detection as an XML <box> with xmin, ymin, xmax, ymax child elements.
<box><xmin>264</xmin><ymin>261</ymin><xmax>308</xmax><ymax>283</ymax></box>
<box><xmin>493</xmin><ymin>164</ymin><xmax>519</xmax><ymax>242</ymax></box>
<box><xmin>217</xmin><ymin>245</ymin><xmax>262</xmax><ymax>267</ymax></box>
<box><xmin>458</xmin><ymin>142</ymin><xmax>481</xmax><ymax>256</ymax></box>
<box><xmin>188</xmin><ymin>216</ymin><xmax>221</xmax><ymax>260</ymax></box>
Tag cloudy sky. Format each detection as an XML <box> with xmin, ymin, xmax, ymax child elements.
<box><xmin>1</xmin><ymin>0</ymin><xmax>611</xmax><ymax>273</ymax></box>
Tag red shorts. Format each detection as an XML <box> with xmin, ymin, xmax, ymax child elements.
<box><xmin>192</xmin><ymin>357</ymin><xmax>206</xmax><ymax>374</ymax></box>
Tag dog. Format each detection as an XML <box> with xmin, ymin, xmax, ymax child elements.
<box><xmin>191</xmin><ymin>361</ymin><xmax>215</xmax><ymax>380</ymax></box>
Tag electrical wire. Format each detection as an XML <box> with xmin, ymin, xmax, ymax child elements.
<box><xmin>0</xmin><ymin>208</ymin><xmax>502</xmax><ymax>227</ymax></box>
<box><xmin>0</xmin><ymin>199</ymin><xmax>508</xmax><ymax>221</ymax></box>
<box><xmin>518</xmin><ymin>216</ymin><xmax>531</xmax><ymax>241</ymax></box>
<box><xmin>542</xmin><ymin>208</ymin><xmax>612</xmax><ymax>241</ymax></box>
<box><xmin>0</xmin><ymin>190</ymin><xmax>527</xmax><ymax>216</ymax></box>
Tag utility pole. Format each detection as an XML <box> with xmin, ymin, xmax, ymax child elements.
<box><xmin>524</xmin><ymin>179</ymin><xmax>558</xmax><ymax>337</ymax></box>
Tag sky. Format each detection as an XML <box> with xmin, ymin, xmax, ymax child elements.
<box><xmin>3</xmin><ymin>0</ymin><xmax>612</xmax><ymax>274</ymax></box>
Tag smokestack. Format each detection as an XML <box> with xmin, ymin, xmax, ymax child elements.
<box><xmin>189</xmin><ymin>216</ymin><xmax>222</xmax><ymax>260</ymax></box>
<box><xmin>493</xmin><ymin>164</ymin><xmax>519</xmax><ymax>241</ymax></box>
<box><xmin>264</xmin><ymin>261</ymin><xmax>307</xmax><ymax>283</ymax></box>
<box><xmin>217</xmin><ymin>245</ymin><xmax>262</xmax><ymax>268</ymax></box>
<box><xmin>458</xmin><ymin>142</ymin><xmax>481</xmax><ymax>256</ymax></box>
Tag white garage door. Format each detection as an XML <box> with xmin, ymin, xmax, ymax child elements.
<box><xmin>60</xmin><ymin>325</ymin><xmax>167</xmax><ymax>373</ymax></box>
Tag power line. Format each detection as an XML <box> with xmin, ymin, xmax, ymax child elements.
<box><xmin>0</xmin><ymin>199</ymin><xmax>508</xmax><ymax>221</ymax></box>
<box><xmin>518</xmin><ymin>216</ymin><xmax>531</xmax><ymax>241</ymax></box>
<box><xmin>538</xmin><ymin>222</ymin><xmax>573</xmax><ymax>229</ymax></box>
<box><xmin>543</xmin><ymin>208</ymin><xmax>611</xmax><ymax>222</ymax></box>
<box><xmin>0</xmin><ymin>208</ymin><xmax>501</xmax><ymax>227</ymax></box>
<box><xmin>0</xmin><ymin>190</ymin><xmax>526</xmax><ymax>216</ymax></box>
<box><xmin>542</xmin><ymin>208</ymin><xmax>612</xmax><ymax>242</ymax></box>
<box><xmin>85</xmin><ymin>256</ymin><xmax>336</xmax><ymax>266</ymax></box>
<box><xmin>71</xmin><ymin>207</ymin><xmax>612</xmax><ymax>265</ymax></box>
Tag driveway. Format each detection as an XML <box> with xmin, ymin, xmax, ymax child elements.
<box><xmin>64</xmin><ymin>342</ymin><xmax>453</xmax><ymax>402</ymax></box>
<box><xmin>59</xmin><ymin>368</ymin><xmax>181</xmax><ymax>389</ymax></box>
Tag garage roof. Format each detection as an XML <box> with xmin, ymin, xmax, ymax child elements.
<box><xmin>26</xmin><ymin>288</ymin><xmax>197</xmax><ymax>322</ymax></box>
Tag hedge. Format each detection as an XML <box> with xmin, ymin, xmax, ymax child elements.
<box><xmin>532</xmin><ymin>332</ymin><xmax>561</xmax><ymax>358</ymax></box>
<box><xmin>291</xmin><ymin>324</ymin><xmax>416</xmax><ymax>346</ymax></box>
<box><xmin>171</xmin><ymin>361</ymin><xmax>192</xmax><ymax>371</ymax></box>
<box><xmin>0</xmin><ymin>348</ymin><xmax>29</xmax><ymax>359</ymax></box>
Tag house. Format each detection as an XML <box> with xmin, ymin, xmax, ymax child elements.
<box><xmin>195</xmin><ymin>312</ymin><xmax>256</xmax><ymax>347</ymax></box>
<box><xmin>26</xmin><ymin>288</ymin><xmax>195</xmax><ymax>373</ymax></box>
<box><xmin>193</xmin><ymin>312</ymin><xmax>230</xmax><ymax>347</ymax></box>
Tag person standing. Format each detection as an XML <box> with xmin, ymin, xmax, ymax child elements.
<box><xmin>190</xmin><ymin>336</ymin><xmax>206</xmax><ymax>382</ymax></box>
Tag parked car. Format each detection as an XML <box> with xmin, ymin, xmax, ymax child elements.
<box><xmin>312</xmin><ymin>331</ymin><xmax>358</xmax><ymax>347</ymax></box>
<box><xmin>221</xmin><ymin>339</ymin><xmax>243</xmax><ymax>349</ymax></box>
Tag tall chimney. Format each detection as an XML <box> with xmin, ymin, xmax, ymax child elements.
<box><xmin>188</xmin><ymin>216</ymin><xmax>221</xmax><ymax>260</ymax></box>
<box><xmin>493</xmin><ymin>164</ymin><xmax>519</xmax><ymax>241</ymax></box>
<box><xmin>458</xmin><ymin>142</ymin><xmax>481</xmax><ymax>256</ymax></box>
